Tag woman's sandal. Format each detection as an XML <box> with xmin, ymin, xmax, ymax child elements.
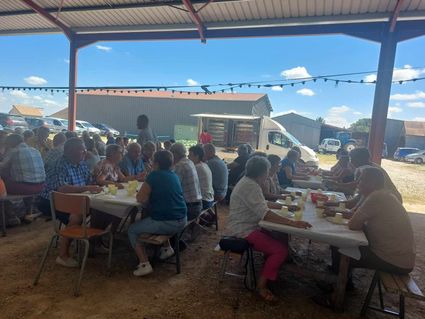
<box><xmin>256</xmin><ymin>288</ymin><xmax>279</xmax><ymax>304</ymax></box>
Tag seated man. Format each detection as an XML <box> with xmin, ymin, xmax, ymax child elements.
<box><xmin>119</xmin><ymin>142</ymin><xmax>145</xmax><ymax>180</ymax></box>
<box><xmin>203</xmin><ymin>143</ymin><xmax>228</xmax><ymax>201</ymax></box>
<box><xmin>277</xmin><ymin>150</ymin><xmax>308</xmax><ymax>188</ymax></box>
<box><xmin>261</xmin><ymin>154</ymin><xmax>291</xmax><ymax>201</ymax></box>
<box><xmin>38</xmin><ymin>138</ymin><xmax>103</xmax><ymax>268</ymax></box>
<box><xmin>227</xmin><ymin>144</ymin><xmax>250</xmax><ymax>187</ymax></box>
<box><xmin>141</xmin><ymin>141</ymin><xmax>156</xmax><ymax>175</ymax></box>
<box><xmin>226</xmin><ymin>156</ymin><xmax>311</xmax><ymax>301</ymax></box>
<box><xmin>171</xmin><ymin>143</ymin><xmax>202</xmax><ymax>221</ymax></box>
<box><xmin>326</xmin><ymin>148</ymin><xmax>402</xmax><ymax>202</ymax></box>
<box><xmin>45</xmin><ymin>132</ymin><xmax>66</xmax><ymax>172</ymax></box>
<box><xmin>331</xmin><ymin>167</ymin><xmax>415</xmax><ymax>276</ymax></box>
<box><xmin>0</xmin><ymin>134</ymin><xmax>45</xmax><ymax>195</ymax></box>
<box><xmin>27</xmin><ymin>126</ymin><xmax>53</xmax><ymax>161</ymax></box>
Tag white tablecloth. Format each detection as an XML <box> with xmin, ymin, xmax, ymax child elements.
<box><xmin>259</xmin><ymin>188</ymin><xmax>368</xmax><ymax>260</ymax></box>
<box><xmin>293</xmin><ymin>176</ymin><xmax>324</xmax><ymax>189</ymax></box>
<box><xmin>85</xmin><ymin>183</ymin><xmax>142</xmax><ymax>218</ymax></box>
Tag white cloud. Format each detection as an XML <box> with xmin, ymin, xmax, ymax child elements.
<box><xmin>363</xmin><ymin>65</ymin><xmax>425</xmax><ymax>83</ymax></box>
<box><xmin>353</xmin><ymin>111</ymin><xmax>362</xmax><ymax>115</ymax></box>
<box><xmin>10</xmin><ymin>90</ymin><xmax>29</xmax><ymax>99</ymax></box>
<box><xmin>388</xmin><ymin>106</ymin><xmax>403</xmax><ymax>117</ymax></box>
<box><xmin>296</xmin><ymin>88</ymin><xmax>315</xmax><ymax>96</ymax></box>
<box><xmin>33</xmin><ymin>95</ymin><xmax>43</xmax><ymax>101</ymax></box>
<box><xmin>280</xmin><ymin>66</ymin><xmax>311</xmax><ymax>79</ymax></box>
<box><xmin>413</xmin><ymin>117</ymin><xmax>425</xmax><ymax>121</ymax></box>
<box><xmin>64</xmin><ymin>59</ymin><xmax>70</xmax><ymax>64</ymax></box>
<box><xmin>390</xmin><ymin>91</ymin><xmax>425</xmax><ymax>101</ymax></box>
<box><xmin>271</xmin><ymin>86</ymin><xmax>283</xmax><ymax>91</ymax></box>
<box><xmin>24</xmin><ymin>76</ymin><xmax>47</xmax><ymax>85</ymax></box>
<box><xmin>324</xmin><ymin>105</ymin><xmax>352</xmax><ymax>128</ymax></box>
<box><xmin>43</xmin><ymin>99</ymin><xmax>58</xmax><ymax>106</ymax></box>
<box><xmin>407</xmin><ymin>102</ymin><xmax>425</xmax><ymax>108</ymax></box>
<box><xmin>186</xmin><ymin>78</ymin><xmax>199</xmax><ymax>86</ymax></box>
<box><xmin>96</xmin><ymin>45</ymin><xmax>112</xmax><ymax>52</ymax></box>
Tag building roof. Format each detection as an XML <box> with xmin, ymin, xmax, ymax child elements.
<box><xmin>404</xmin><ymin>120</ymin><xmax>425</xmax><ymax>137</ymax></box>
<box><xmin>191</xmin><ymin>113</ymin><xmax>261</xmax><ymax>120</ymax></box>
<box><xmin>49</xmin><ymin>108</ymin><xmax>68</xmax><ymax>119</ymax></box>
<box><xmin>9</xmin><ymin>104</ymin><xmax>43</xmax><ymax>117</ymax></box>
<box><xmin>78</xmin><ymin>90</ymin><xmax>267</xmax><ymax>102</ymax></box>
<box><xmin>0</xmin><ymin>1</ymin><xmax>424</xmax><ymax>40</ymax></box>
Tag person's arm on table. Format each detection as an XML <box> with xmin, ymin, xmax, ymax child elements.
<box><xmin>263</xmin><ymin>211</ymin><xmax>312</xmax><ymax>229</ymax></box>
<box><xmin>96</xmin><ymin>173</ymin><xmax>124</xmax><ymax>189</ymax></box>
<box><xmin>348</xmin><ymin>195</ymin><xmax>377</xmax><ymax>230</ymax></box>
<box><xmin>58</xmin><ymin>184</ymin><xmax>103</xmax><ymax>194</ymax></box>
<box><xmin>267</xmin><ymin>201</ymin><xmax>283</xmax><ymax>210</ymax></box>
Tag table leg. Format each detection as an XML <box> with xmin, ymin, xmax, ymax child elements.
<box><xmin>333</xmin><ymin>254</ymin><xmax>350</xmax><ymax>311</ymax></box>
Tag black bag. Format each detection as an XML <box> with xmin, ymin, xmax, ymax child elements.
<box><xmin>219</xmin><ymin>236</ymin><xmax>249</xmax><ymax>254</ymax></box>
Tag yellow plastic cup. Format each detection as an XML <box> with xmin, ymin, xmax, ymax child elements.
<box><xmin>294</xmin><ymin>210</ymin><xmax>303</xmax><ymax>221</ymax></box>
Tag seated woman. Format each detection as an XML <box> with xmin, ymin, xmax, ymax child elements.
<box><xmin>322</xmin><ymin>154</ymin><xmax>354</xmax><ymax>183</ymax></box>
<box><xmin>93</xmin><ymin>144</ymin><xmax>135</xmax><ymax>188</ymax></box>
<box><xmin>322</xmin><ymin>150</ymin><xmax>349</xmax><ymax>178</ymax></box>
<box><xmin>128</xmin><ymin>150</ymin><xmax>187</xmax><ymax>277</ymax></box>
<box><xmin>277</xmin><ymin>150</ymin><xmax>308</xmax><ymax>188</ymax></box>
<box><xmin>261</xmin><ymin>154</ymin><xmax>291</xmax><ymax>201</ymax></box>
<box><xmin>226</xmin><ymin>156</ymin><xmax>311</xmax><ymax>301</ymax></box>
<box><xmin>85</xmin><ymin>138</ymin><xmax>101</xmax><ymax>173</ymax></box>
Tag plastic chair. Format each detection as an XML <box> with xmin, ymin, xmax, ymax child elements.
<box><xmin>33</xmin><ymin>192</ymin><xmax>113</xmax><ymax>296</ymax></box>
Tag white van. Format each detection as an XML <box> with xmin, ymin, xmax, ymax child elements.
<box><xmin>192</xmin><ymin>113</ymin><xmax>319</xmax><ymax>167</ymax></box>
<box><xmin>318</xmin><ymin>138</ymin><xmax>341</xmax><ymax>153</ymax></box>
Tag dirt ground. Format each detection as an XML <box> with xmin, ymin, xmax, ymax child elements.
<box><xmin>1</xmin><ymin>153</ymin><xmax>425</xmax><ymax>318</ymax></box>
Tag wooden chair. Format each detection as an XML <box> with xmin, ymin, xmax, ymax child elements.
<box><xmin>361</xmin><ymin>271</ymin><xmax>425</xmax><ymax>319</ymax></box>
<box><xmin>33</xmin><ymin>192</ymin><xmax>113</xmax><ymax>296</ymax></box>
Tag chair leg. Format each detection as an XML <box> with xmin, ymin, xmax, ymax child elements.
<box><xmin>360</xmin><ymin>271</ymin><xmax>379</xmax><ymax>317</ymax></box>
<box><xmin>219</xmin><ymin>252</ymin><xmax>230</xmax><ymax>282</ymax></box>
<box><xmin>1</xmin><ymin>201</ymin><xmax>6</xmax><ymax>237</ymax></box>
<box><xmin>399</xmin><ymin>295</ymin><xmax>405</xmax><ymax>319</ymax></box>
<box><xmin>378</xmin><ymin>277</ymin><xmax>385</xmax><ymax>310</ymax></box>
<box><xmin>214</xmin><ymin>204</ymin><xmax>219</xmax><ymax>231</ymax></box>
<box><xmin>248</xmin><ymin>248</ymin><xmax>256</xmax><ymax>290</ymax></box>
<box><xmin>33</xmin><ymin>234</ymin><xmax>58</xmax><ymax>286</ymax></box>
<box><xmin>175</xmin><ymin>235</ymin><xmax>181</xmax><ymax>274</ymax></box>
<box><xmin>74</xmin><ymin>239</ymin><xmax>90</xmax><ymax>297</ymax></box>
<box><xmin>107</xmin><ymin>232</ymin><xmax>113</xmax><ymax>271</ymax></box>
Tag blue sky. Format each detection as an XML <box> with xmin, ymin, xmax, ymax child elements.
<box><xmin>0</xmin><ymin>33</ymin><xmax>424</xmax><ymax>128</ymax></box>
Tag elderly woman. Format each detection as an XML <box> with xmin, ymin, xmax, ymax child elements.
<box><xmin>277</xmin><ymin>150</ymin><xmax>308</xmax><ymax>187</ymax></box>
<box><xmin>85</xmin><ymin>138</ymin><xmax>101</xmax><ymax>172</ymax></box>
<box><xmin>93</xmin><ymin>144</ymin><xmax>134</xmax><ymax>188</ymax></box>
<box><xmin>261</xmin><ymin>154</ymin><xmax>291</xmax><ymax>201</ymax></box>
<box><xmin>128</xmin><ymin>150</ymin><xmax>187</xmax><ymax>277</ymax></box>
<box><xmin>92</xmin><ymin>134</ymin><xmax>106</xmax><ymax>156</ymax></box>
<box><xmin>228</xmin><ymin>144</ymin><xmax>250</xmax><ymax>187</ymax></box>
<box><xmin>141</xmin><ymin>141</ymin><xmax>156</xmax><ymax>175</ymax></box>
<box><xmin>227</xmin><ymin>156</ymin><xmax>311</xmax><ymax>301</ymax></box>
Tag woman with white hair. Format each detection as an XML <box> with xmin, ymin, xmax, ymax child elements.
<box><xmin>227</xmin><ymin>156</ymin><xmax>311</xmax><ymax>301</ymax></box>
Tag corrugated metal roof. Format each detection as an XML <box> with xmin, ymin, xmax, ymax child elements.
<box><xmin>0</xmin><ymin>0</ymin><xmax>424</xmax><ymax>35</ymax></box>
<box><xmin>77</xmin><ymin>90</ymin><xmax>267</xmax><ymax>102</ymax></box>
<box><xmin>10</xmin><ymin>104</ymin><xmax>43</xmax><ymax>117</ymax></box>
<box><xmin>404</xmin><ymin>120</ymin><xmax>425</xmax><ymax>137</ymax></box>
<box><xmin>191</xmin><ymin>113</ymin><xmax>261</xmax><ymax>119</ymax></box>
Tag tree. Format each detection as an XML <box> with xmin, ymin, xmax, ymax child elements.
<box><xmin>350</xmin><ymin>118</ymin><xmax>371</xmax><ymax>133</ymax></box>
<box><xmin>316</xmin><ymin>117</ymin><xmax>325</xmax><ymax>124</ymax></box>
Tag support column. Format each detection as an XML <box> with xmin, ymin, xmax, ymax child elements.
<box><xmin>68</xmin><ymin>40</ymin><xmax>78</xmax><ymax>131</ymax></box>
<box><xmin>368</xmin><ymin>30</ymin><xmax>398</xmax><ymax>164</ymax></box>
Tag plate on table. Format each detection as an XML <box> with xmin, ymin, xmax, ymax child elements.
<box><xmin>326</xmin><ymin>217</ymin><xmax>349</xmax><ymax>225</ymax></box>
<box><xmin>272</xmin><ymin>209</ymin><xmax>294</xmax><ymax>218</ymax></box>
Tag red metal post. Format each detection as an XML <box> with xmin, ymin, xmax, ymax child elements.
<box><xmin>390</xmin><ymin>0</ymin><xmax>405</xmax><ymax>32</ymax></box>
<box><xmin>68</xmin><ymin>41</ymin><xmax>78</xmax><ymax>131</ymax></box>
<box><xmin>368</xmin><ymin>30</ymin><xmax>397</xmax><ymax>164</ymax></box>
<box><xmin>181</xmin><ymin>0</ymin><xmax>206</xmax><ymax>43</ymax></box>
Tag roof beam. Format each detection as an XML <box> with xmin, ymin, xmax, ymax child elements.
<box><xmin>181</xmin><ymin>0</ymin><xmax>207</xmax><ymax>43</ymax></box>
<box><xmin>20</xmin><ymin>0</ymin><xmax>72</xmax><ymax>39</ymax></box>
<box><xmin>390</xmin><ymin>0</ymin><xmax>405</xmax><ymax>32</ymax></box>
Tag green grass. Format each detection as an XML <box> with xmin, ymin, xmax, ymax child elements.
<box><xmin>317</xmin><ymin>153</ymin><xmax>337</xmax><ymax>168</ymax></box>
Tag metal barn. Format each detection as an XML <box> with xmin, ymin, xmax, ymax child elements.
<box><xmin>75</xmin><ymin>91</ymin><xmax>272</xmax><ymax>139</ymax></box>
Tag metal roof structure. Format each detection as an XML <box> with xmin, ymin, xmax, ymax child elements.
<box><xmin>191</xmin><ymin>113</ymin><xmax>261</xmax><ymax>119</ymax></box>
<box><xmin>1</xmin><ymin>0</ymin><xmax>425</xmax><ymax>165</ymax></box>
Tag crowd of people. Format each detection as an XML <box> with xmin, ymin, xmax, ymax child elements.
<box><xmin>0</xmin><ymin>116</ymin><xmax>416</xmax><ymax>306</ymax></box>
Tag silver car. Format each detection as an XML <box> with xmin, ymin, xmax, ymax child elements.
<box><xmin>405</xmin><ymin>151</ymin><xmax>425</xmax><ymax>164</ymax></box>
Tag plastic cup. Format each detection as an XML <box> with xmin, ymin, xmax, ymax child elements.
<box><xmin>330</xmin><ymin>194</ymin><xmax>337</xmax><ymax>202</ymax></box>
<box><xmin>285</xmin><ymin>196</ymin><xmax>292</xmax><ymax>205</ymax></box>
<box><xmin>339</xmin><ymin>202</ymin><xmax>346</xmax><ymax>210</ymax></box>
<box><xmin>291</xmin><ymin>191</ymin><xmax>296</xmax><ymax>197</ymax></box>
<box><xmin>335</xmin><ymin>213</ymin><xmax>343</xmax><ymax>223</ymax></box>
<box><xmin>317</xmin><ymin>200</ymin><xmax>324</xmax><ymax>207</ymax></box>
<box><xmin>280</xmin><ymin>206</ymin><xmax>289</xmax><ymax>213</ymax></box>
<box><xmin>294</xmin><ymin>210</ymin><xmax>303</xmax><ymax>221</ymax></box>
<box><xmin>316</xmin><ymin>208</ymin><xmax>324</xmax><ymax>218</ymax></box>
<box><xmin>317</xmin><ymin>189</ymin><xmax>323</xmax><ymax>193</ymax></box>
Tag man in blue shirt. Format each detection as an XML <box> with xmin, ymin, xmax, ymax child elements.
<box><xmin>38</xmin><ymin>138</ymin><xmax>102</xmax><ymax>268</ymax></box>
<box><xmin>119</xmin><ymin>142</ymin><xmax>145</xmax><ymax>180</ymax></box>
<box><xmin>203</xmin><ymin>143</ymin><xmax>228</xmax><ymax>201</ymax></box>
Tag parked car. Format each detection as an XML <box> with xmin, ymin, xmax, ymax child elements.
<box><xmin>318</xmin><ymin>138</ymin><xmax>341</xmax><ymax>154</ymax></box>
<box><xmin>405</xmin><ymin>150</ymin><xmax>425</xmax><ymax>164</ymax></box>
<box><xmin>92</xmin><ymin>123</ymin><xmax>120</xmax><ymax>136</ymax></box>
<box><xmin>44</xmin><ymin>117</ymin><xmax>69</xmax><ymax>132</ymax></box>
<box><xmin>393</xmin><ymin>147</ymin><xmax>420</xmax><ymax>161</ymax></box>
<box><xmin>0</xmin><ymin>113</ymin><xmax>29</xmax><ymax>132</ymax></box>
<box><xmin>25</xmin><ymin>116</ymin><xmax>64</xmax><ymax>133</ymax></box>
<box><xmin>76</xmin><ymin>120</ymin><xmax>101</xmax><ymax>135</ymax></box>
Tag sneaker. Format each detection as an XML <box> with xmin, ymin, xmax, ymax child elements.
<box><xmin>56</xmin><ymin>256</ymin><xmax>79</xmax><ymax>268</ymax></box>
<box><xmin>133</xmin><ymin>262</ymin><xmax>153</xmax><ymax>277</ymax></box>
<box><xmin>159</xmin><ymin>247</ymin><xmax>175</xmax><ymax>260</ymax></box>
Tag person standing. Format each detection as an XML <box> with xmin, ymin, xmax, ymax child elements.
<box><xmin>199</xmin><ymin>129</ymin><xmax>213</xmax><ymax>145</ymax></box>
<box><xmin>137</xmin><ymin>114</ymin><xmax>155</xmax><ymax>146</ymax></box>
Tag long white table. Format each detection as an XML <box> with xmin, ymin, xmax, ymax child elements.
<box><xmin>293</xmin><ymin>176</ymin><xmax>324</xmax><ymax>189</ymax></box>
<box><xmin>259</xmin><ymin>187</ymin><xmax>368</xmax><ymax>311</ymax></box>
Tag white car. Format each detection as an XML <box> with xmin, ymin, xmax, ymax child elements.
<box><xmin>76</xmin><ymin>120</ymin><xmax>101</xmax><ymax>135</ymax></box>
<box><xmin>405</xmin><ymin>150</ymin><xmax>425</xmax><ymax>164</ymax></box>
<box><xmin>318</xmin><ymin>138</ymin><xmax>341</xmax><ymax>153</ymax></box>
